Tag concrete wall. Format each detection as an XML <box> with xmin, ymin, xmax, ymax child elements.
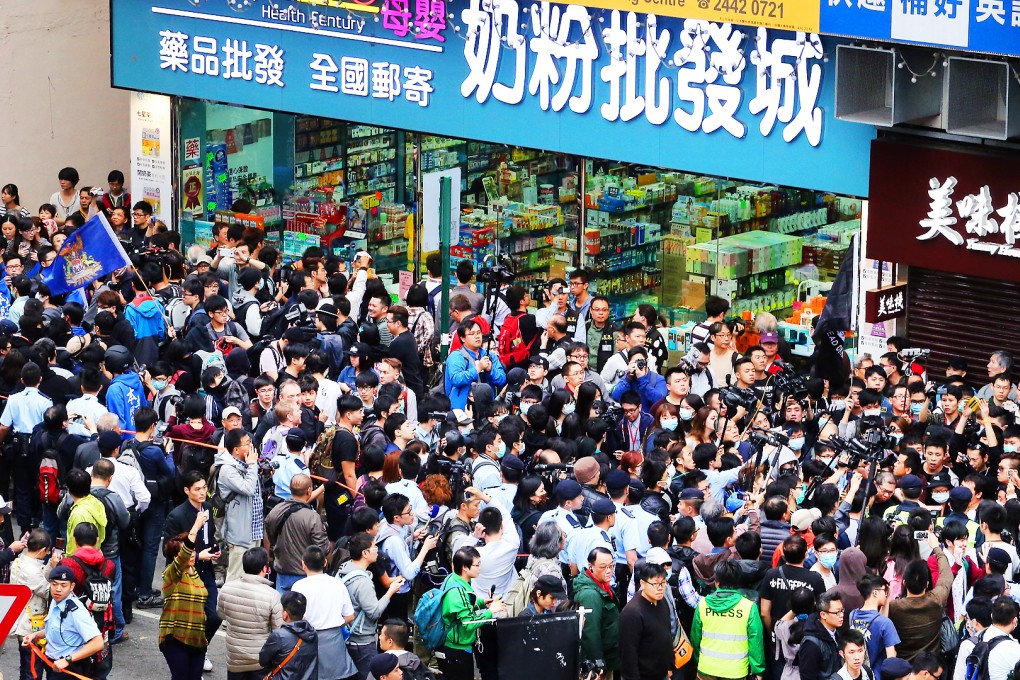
<box><xmin>0</xmin><ymin>0</ymin><xmax>129</xmax><ymax>211</ymax></box>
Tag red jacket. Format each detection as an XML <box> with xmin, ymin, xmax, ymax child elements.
<box><xmin>61</xmin><ymin>546</ymin><xmax>116</xmax><ymax>597</ymax></box>
<box><xmin>927</xmin><ymin>552</ymin><xmax>983</xmax><ymax>621</ymax></box>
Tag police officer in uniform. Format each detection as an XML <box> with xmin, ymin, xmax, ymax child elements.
<box><xmin>883</xmin><ymin>474</ymin><xmax>927</xmax><ymax>525</ymax></box>
<box><xmin>567</xmin><ymin>498</ymin><xmax>617</xmax><ymax>577</ymax></box>
<box><xmin>538</xmin><ymin>479</ymin><xmax>589</xmax><ymax>579</ymax></box>
<box><xmin>0</xmin><ymin>362</ymin><xmax>53</xmax><ymax>534</ymax></box>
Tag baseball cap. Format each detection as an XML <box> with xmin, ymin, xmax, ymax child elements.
<box><xmin>591</xmin><ymin>498</ymin><xmax>617</xmax><ymax>515</ymax></box>
<box><xmin>194</xmin><ymin>254</ymin><xmax>213</xmax><ymax>266</ymax></box>
<box><xmin>529</xmin><ymin>356</ymin><xmax>549</xmax><ymax>370</ymax></box>
<box><xmin>679</xmin><ymin>488</ymin><xmax>705</xmax><ymax>502</ymax></box>
<box><xmin>791</xmin><ymin>508</ymin><xmax>821</xmax><ymax>531</ymax></box>
<box><xmin>97</xmin><ymin>431</ymin><xmax>123</xmax><ymax>455</ymax></box>
<box><xmin>949</xmin><ymin>486</ymin><xmax>972</xmax><ymax>502</ymax></box>
<box><xmin>345</xmin><ymin>341</ymin><xmax>371</xmax><ymax>357</ymax></box>
<box><xmin>554</xmin><ymin>479</ymin><xmax>583</xmax><ymax>501</ymax></box>
<box><xmin>881</xmin><ymin>658</ymin><xmax>912</xmax><ymax>680</ymax></box>
<box><xmin>987</xmin><ymin>547</ymin><xmax>1011</xmax><ymax>572</ymax></box>
<box><xmin>645</xmin><ymin>547</ymin><xmax>672</xmax><ymax>566</ymax></box>
<box><xmin>605</xmin><ymin>470</ymin><xmax>630</xmax><ymax>493</ymax></box>
<box><xmin>0</xmin><ymin>320</ymin><xmax>17</xmax><ymax>336</ymax></box>
<box><xmin>573</xmin><ymin>457</ymin><xmax>600</xmax><ymax>485</ymax></box>
<box><xmin>285</xmin><ymin>428</ymin><xmax>307</xmax><ymax>444</ymax></box>
<box><xmin>927</xmin><ymin>471</ymin><xmax>953</xmax><ymax>489</ymax></box>
<box><xmin>222</xmin><ymin>406</ymin><xmax>242</xmax><ymax>420</ymax></box>
<box><xmin>760</xmin><ymin>332</ymin><xmax>779</xmax><ymax>344</ymax></box>
<box><xmin>898</xmin><ymin>474</ymin><xmax>924</xmax><ymax>490</ymax></box>
<box><xmin>500</xmin><ymin>454</ymin><xmax>525</xmax><ymax>472</ymax></box>
<box><xmin>533</xmin><ymin>575</ymin><xmax>567</xmax><ymax>599</ymax></box>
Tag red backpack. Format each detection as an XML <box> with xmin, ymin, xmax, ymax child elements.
<box><xmin>39</xmin><ymin>452</ymin><xmax>60</xmax><ymax>505</ymax></box>
<box><xmin>498</xmin><ymin>313</ymin><xmax>537</xmax><ymax>369</ymax></box>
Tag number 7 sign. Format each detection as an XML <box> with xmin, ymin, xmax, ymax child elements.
<box><xmin>0</xmin><ymin>584</ymin><xmax>32</xmax><ymax>640</ymax></box>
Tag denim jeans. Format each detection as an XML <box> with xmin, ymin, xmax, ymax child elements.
<box><xmin>275</xmin><ymin>572</ymin><xmax>303</xmax><ymax>595</ymax></box>
<box><xmin>41</xmin><ymin>503</ymin><xmax>61</xmax><ymax>543</ymax></box>
<box><xmin>111</xmin><ymin>556</ymin><xmax>126</xmax><ymax>639</ymax></box>
<box><xmin>138</xmin><ymin>500</ymin><xmax>169</xmax><ymax>599</ymax></box>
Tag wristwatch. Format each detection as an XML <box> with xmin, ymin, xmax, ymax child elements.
<box><xmin>63</xmin><ymin>654</ymin><xmax>73</xmax><ymax>664</ymax></box>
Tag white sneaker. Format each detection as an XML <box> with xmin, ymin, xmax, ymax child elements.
<box><xmin>203</xmin><ymin>656</ymin><xmax>213</xmax><ymax>673</ymax></box>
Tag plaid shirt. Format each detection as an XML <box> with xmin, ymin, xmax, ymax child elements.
<box><xmin>250</xmin><ymin>467</ymin><xmax>265</xmax><ymax>542</ymax></box>
<box><xmin>409</xmin><ymin>306</ymin><xmax>436</xmax><ymax>367</ymax></box>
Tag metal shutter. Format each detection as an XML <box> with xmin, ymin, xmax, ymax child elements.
<box><xmin>906</xmin><ymin>268</ymin><xmax>1020</xmax><ymax>389</ymax></box>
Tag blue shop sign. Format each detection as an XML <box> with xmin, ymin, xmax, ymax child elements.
<box><xmin>111</xmin><ymin>0</ymin><xmax>875</xmax><ymax>196</ymax></box>
<box><xmin>820</xmin><ymin>0</ymin><xmax>1020</xmax><ymax>57</ymax></box>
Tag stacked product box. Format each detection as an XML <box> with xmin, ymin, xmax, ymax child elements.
<box><xmin>684</xmin><ymin>231</ymin><xmax>803</xmax><ymax>278</ymax></box>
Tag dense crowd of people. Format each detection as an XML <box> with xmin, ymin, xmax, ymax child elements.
<box><xmin>1</xmin><ymin>167</ymin><xmax>1020</xmax><ymax>680</ymax></box>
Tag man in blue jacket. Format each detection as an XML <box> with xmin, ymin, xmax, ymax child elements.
<box><xmin>444</xmin><ymin>319</ymin><xmax>506</xmax><ymax>410</ymax></box>
<box><xmin>610</xmin><ymin>347</ymin><xmax>667</xmax><ymax>410</ymax></box>
<box><xmin>103</xmin><ymin>345</ymin><xmax>147</xmax><ymax>436</ymax></box>
<box><xmin>123</xmin><ymin>269</ymin><xmax>166</xmax><ymax>367</ymax></box>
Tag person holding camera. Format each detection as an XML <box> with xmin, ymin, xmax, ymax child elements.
<box><xmin>444</xmin><ymin>319</ymin><xmax>506</xmax><ymax>411</ymax></box>
<box><xmin>610</xmin><ymin>348</ymin><xmax>667</xmax><ymax>411</ymax></box>
<box><xmin>213</xmin><ymin>429</ymin><xmax>264</xmax><ymax>584</ymax></box>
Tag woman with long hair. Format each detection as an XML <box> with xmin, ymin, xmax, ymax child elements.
<box><xmin>687</xmin><ymin>406</ymin><xmax>719</xmax><ymax>448</ymax></box>
<box><xmin>857</xmin><ymin>517</ymin><xmax>892</xmax><ymax>574</ymax></box>
<box><xmin>575</xmin><ymin>381</ymin><xmax>603</xmax><ymax>421</ymax></box>
<box><xmin>160</xmin><ymin>511</ymin><xmax>218</xmax><ymax>679</ymax></box>
<box><xmin>0</xmin><ymin>348</ymin><xmax>26</xmax><ymax>397</ymax></box>
<box><xmin>620</xmin><ymin>450</ymin><xmax>644</xmax><ymax>480</ymax></box>
<box><xmin>707</xmin><ymin>321</ymin><xmax>737</xmax><ymax>388</ymax></box>
<box><xmin>0</xmin><ymin>214</ymin><xmax>18</xmax><ymax>255</ymax></box>
<box><xmin>634</xmin><ymin>303</ymin><xmax>669</xmax><ymax>371</ymax></box>
<box><xmin>546</xmin><ymin>388</ymin><xmax>575</xmax><ymax>435</ymax></box>
<box><xmin>645</xmin><ymin>401</ymin><xmax>680</xmax><ymax>454</ymax></box>
<box><xmin>884</xmin><ymin>524</ymin><xmax>920</xmax><ymax>599</ymax></box>
<box><xmin>0</xmin><ymin>184</ymin><xmax>28</xmax><ymax>219</ymax></box>
<box><xmin>512</xmin><ymin>475</ymin><xmax>548</xmax><ymax>558</ymax></box>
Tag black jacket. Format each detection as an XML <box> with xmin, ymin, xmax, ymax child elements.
<box><xmin>260</xmin><ymin>620</ymin><xmax>318</xmax><ymax>680</ymax></box>
<box><xmin>619</xmin><ymin>594</ymin><xmax>673</xmax><ymax>680</ymax></box>
<box><xmin>388</xmin><ymin>330</ymin><xmax>425</xmax><ymax>402</ymax></box>
<box><xmin>796</xmin><ymin>615</ymin><xmax>841</xmax><ymax>680</ymax></box>
<box><xmin>577</xmin><ymin>484</ymin><xmax>610</xmax><ymax>527</ymax></box>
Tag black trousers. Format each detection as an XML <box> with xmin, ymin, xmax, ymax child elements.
<box><xmin>437</xmin><ymin>647</ymin><xmax>475</xmax><ymax>680</ymax></box>
<box><xmin>614</xmin><ymin>563</ymin><xmax>631</xmax><ymax>604</ymax></box>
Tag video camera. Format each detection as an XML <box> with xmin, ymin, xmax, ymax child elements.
<box><xmin>770</xmin><ymin>364</ymin><xmax>809</xmax><ymax>401</ymax></box>
<box><xmin>476</xmin><ymin>254</ymin><xmax>517</xmax><ymax>286</ymax></box>
<box><xmin>720</xmin><ymin>386</ymin><xmax>758</xmax><ymax>412</ymax></box>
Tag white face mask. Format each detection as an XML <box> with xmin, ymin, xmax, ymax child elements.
<box><xmin>864</xmin><ymin>408</ymin><xmax>881</xmax><ymax>417</ymax></box>
<box><xmin>678</xmin><ymin>408</ymin><xmax>695</xmax><ymax>421</ymax></box>
<box><xmin>562</xmin><ymin>403</ymin><xmax>576</xmax><ymax>416</ymax></box>
<box><xmin>932</xmin><ymin>491</ymin><xmax>950</xmax><ymax>504</ymax></box>
<box><xmin>830</xmin><ymin>399</ymin><xmax>845</xmax><ymax>411</ymax></box>
<box><xmin>660</xmin><ymin>418</ymin><xmax>679</xmax><ymax>431</ymax></box>
<box><xmin>789</xmin><ymin>437</ymin><xmax>805</xmax><ymax>451</ymax></box>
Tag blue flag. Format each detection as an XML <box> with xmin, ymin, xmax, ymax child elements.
<box><xmin>43</xmin><ymin>213</ymin><xmax>132</xmax><ymax>296</ymax></box>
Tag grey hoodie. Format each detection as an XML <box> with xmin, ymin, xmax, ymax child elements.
<box><xmin>214</xmin><ymin>450</ymin><xmax>261</xmax><ymax>547</ymax></box>
<box><xmin>338</xmin><ymin>562</ymin><xmax>392</xmax><ymax>645</ymax></box>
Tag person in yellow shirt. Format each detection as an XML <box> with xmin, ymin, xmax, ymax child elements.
<box><xmin>61</xmin><ymin>469</ymin><xmax>108</xmax><ymax>556</ymax></box>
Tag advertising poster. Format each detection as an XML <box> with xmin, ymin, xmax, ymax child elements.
<box><xmin>129</xmin><ymin>91</ymin><xmax>174</xmax><ymax>223</ymax></box>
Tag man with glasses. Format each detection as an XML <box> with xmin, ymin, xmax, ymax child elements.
<box><xmin>126</xmin><ymin>200</ymin><xmax>154</xmax><ymax>251</ymax></box>
<box><xmin>849</xmin><ymin>574</ymin><xmax>900</xmax><ymax>678</ymax></box>
<box><xmin>385</xmin><ymin>305</ymin><xmax>425</xmax><ymax>404</ymax></box>
<box><xmin>185</xmin><ymin>294</ymin><xmax>252</xmax><ymax>356</ymax></box>
<box><xmin>564</xmin><ymin>268</ymin><xmax>593</xmax><ymax>341</ymax></box>
<box><xmin>436</xmin><ymin>546</ymin><xmax>506</xmax><ymax>680</ymax></box>
<box><xmin>796</xmin><ymin>592</ymin><xmax>846</xmax><ymax>680</ymax></box>
<box><xmin>573</xmin><ymin>547</ymin><xmax>621</xmax><ymax>678</ymax></box>
<box><xmin>375</xmin><ymin>493</ymin><xmax>440</xmax><ymax>621</ymax></box>
<box><xmin>535</xmin><ymin>278</ymin><xmax>569</xmax><ymax>328</ymax></box>
<box><xmin>444</xmin><ymin>319</ymin><xmax>506</xmax><ymax>410</ymax></box>
<box><xmin>583</xmin><ymin>295</ymin><xmax>618</xmax><ymax>372</ymax></box>
<box><xmin>691</xmin><ymin>560</ymin><xmax>766</xmax><ymax>680</ymax></box>
<box><xmin>551</xmin><ymin>342</ymin><xmax>608</xmax><ymax>396</ymax></box>
<box><xmin>619</xmin><ymin>561</ymin><xmax>674</xmax><ymax>680</ymax></box>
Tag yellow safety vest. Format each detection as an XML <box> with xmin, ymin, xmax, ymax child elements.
<box><xmin>935</xmin><ymin>516</ymin><xmax>979</xmax><ymax>547</ymax></box>
<box><xmin>696</xmin><ymin>597</ymin><xmax>754</xmax><ymax>678</ymax></box>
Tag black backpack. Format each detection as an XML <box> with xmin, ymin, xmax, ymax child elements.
<box><xmin>965</xmin><ymin>632</ymin><xmax>1014</xmax><ymax>680</ymax></box>
<box><xmin>68</xmin><ymin>556</ymin><xmax>114</xmax><ymax>631</ymax></box>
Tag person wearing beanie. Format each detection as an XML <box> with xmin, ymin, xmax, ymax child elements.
<box><xmin>574</xmin><ymin>456</ymin><xmax>610</xmax><ymax>527</ymax></box>
<box><xmin>369</xmin><ymin>652</ymin><xmax>402</xmax><ymax>680</ymax></box>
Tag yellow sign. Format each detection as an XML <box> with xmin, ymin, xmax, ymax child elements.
<box><xmin>558</xmin><ymin>0</ymin><xmax>819</xmax><ymax>33</ymax></box>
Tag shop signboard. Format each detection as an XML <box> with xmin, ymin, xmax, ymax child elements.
<box><xmin>557</xmin><ymin>0</ymin><xmax>819</xmax><ymax>32</ymax></box>
<box><xmin>820</xmin><ymin>0</ymin><xmax>1020</xmax><ymax>58</ymax></box>
<box><xmin>864</xmin><ymin>283</ymin><xmax>907</xmax><ymax>323</ymax></box>
<box><xmin>111</xmin><ymin>0</ymin><xmax>874</xmax><ymax>196</ymax></box>
<box><xmin>129</xmin><ymin>92</ymin><xmax>174</xmax><ymax>224</ymax></box>
<box><xmin>868</xmin><ymin>139</ymin><xmax>1020</xmax><ymax>284</ymax></box>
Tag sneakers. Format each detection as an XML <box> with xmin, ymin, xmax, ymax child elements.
<box><xmin>136</xmin><ymin>594</ymin><xmax>165</xmax><ymax>609</ymax></box>
<box><xmin>203</xmin><ymin>656</ymin><xmax>213</xmax><ymax>673</ymax></box>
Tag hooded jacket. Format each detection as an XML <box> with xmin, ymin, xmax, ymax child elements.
<box><xmin>691</xmin><ymin>588</ymin><xmax>766</xmax><ymax>678</ymax></box>
<box><xmin>216</xmin><ymin>573</ymin><xmax>283</xmax><ymax>672</ymax></box>
<box><xmin>830</xmin><ymin>547</ymin><xmax>868</xmax><ymax>614</ymax></box>
<box><xmin>106</xmin><ymin>371</ymin><xmax>147</xmax><ymax>434</ymax></box>
<box><xmin>760</xmin><ymin>518</ymin><xmax>792</xmax><ymax>565</ymax></box>
<box><xmin>60</xmin><ymin>545</ymin><xmax>117</xmax><ymax>598</ymax></box>
<box><xmin>259</xmin><ymin>619</ymin><xmax>319</xmax><ymax>680</ymax></box>
<box><xmin>214</xmin><ymin>450</ymin><xmax>261</xmax><ymax>547</ymax></box>
<box><xmin>573</xmin><ymin>570</ymin><xmax>620</xmax><ymax>670</ymax></box>
<box><xmin>124</xmin><ymin>293</ymin><xmax>166</xmax><ymax>341</ymax></box>
<box><xmin>795</xmin><ymin>614</ymin><xmax>842</xmax><ymax>680</ymax></box>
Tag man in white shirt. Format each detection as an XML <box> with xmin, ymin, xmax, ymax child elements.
<box><xmin>957</xmin><ymin>597</ymin><xmax>1020</xmax><ymax>680</ymax></box>
<box><xmin>469</xmin><ymin>499</ymin><xmax>520</xmax><ymax>600</ymax></box>
<box><xmin>385</xmin><ymin>451</ymin><xmax>429</xmax><ymax>520</ymax></box>
<box><xmin>88</xmin><ymin>431</ymin><xmax>151</xmax><ymax>516</ymax></box>
<box><xmin>292</xmin><ymin>545</ymin><xmax>360</xmax><ymax>680</ymax></box>
<box><xmin>65</xmin><ymin>368</ymin><xmax>107</xmax><ymax>437</ymax></box>
<box><xmin>566</xmin><ymin>498</ymin><xmax>616</xmax><ymax>577</ymax></box>
<box><xmin>309</xmin><ymin>351</ymin><xmax>342</xmax><ymax>425</ymax></box>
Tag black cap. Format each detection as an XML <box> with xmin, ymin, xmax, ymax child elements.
<box><xmin>501</xmin><ymin>454</ymin><xmax>525</xmax><ymax>472</ymax></box>
<box><xmin>285</xmin><ymin>428</ymin><xmax>307</xmax><ymax>444</ymax></box>
<box><xmin>369</xmin><ymin>654</ymin><xmax>400</xmax><ymax>678</ymax></box>
<box><xmin>591</xmin><ymin>497</ymin><xmax>617</xmax><ymax>515</ymax></box>
<box><xmin>529</xmin><ymin>356</ymin><xmax>549</xmax><ymax>370</ymax></box>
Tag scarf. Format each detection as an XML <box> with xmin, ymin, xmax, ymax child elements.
<box><xmin>586</xmin><ymin>569</ymin><xmax>615</xmax><ymax>600</ymax></box>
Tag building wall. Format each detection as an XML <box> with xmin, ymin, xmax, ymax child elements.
<box><xmin>0</xmin><ymin>0</ymin><xmax>129</xmax><ymax>211</ymax></box>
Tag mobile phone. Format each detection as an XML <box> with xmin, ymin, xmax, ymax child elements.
<box><xmin>913</xmin><ymin>531</ymin><xmax>929</xmax><ymax>541</ymax></box>
<box><xmin>208</xmin><ymin>543</ymin><xmax>219</xmax><ymax>554</ymax></box>
<box><xmin>55</xmin><ymin>538</ymin><xmax>65</xmax><ymax>549</ymax></box>
<box><xmin>21</xmin><ymin>532</ymin><xmax>29</xmax><ymax>543</ymax></box>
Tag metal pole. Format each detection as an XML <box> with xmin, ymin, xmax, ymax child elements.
<box><xmin>439</xmin><ymin>175</ymin><xmax>452</xmax><ymax>362</ymax></box>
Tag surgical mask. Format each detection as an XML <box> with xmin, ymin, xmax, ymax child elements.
<box><xmin>796</xmin><ymin>488</ymin><xmax>807</xmax><ymax>506</ymax></box>
<box><xmin>789</xmin><ymin>437</ymin><xmax>805</xmax><ymax>451</ymax></box>
<box><xmin>890</xmin><ymin>432</ymin><xmax>904</xmax><ymax>445</ymax></box>
<box><xmin>910</xmin><ymin>402</ymin><xmax>923</xmax><ymax>416</ymax></box>
<box><xmin>665</xmin><ymin>463</ymin><xmax>676</xmax><ymax>478</ymax></box>
<box><xmin>520</xmin><ymin>402</ymin><xmax>533</xmax><ymax>416</ymax></box>
<box><xmin>932</xmin><ymin>491</ymin><xmax>951</xmax><ymax>504</ymax></box>
<box><xmin>830</xmin><ymin>399</ymin><xmax>845</xmax><ymax>411</ymax></box>
<box><xmin>1006</xmin><ymin>444</ymin><xmax>1019</xmax><ymax>455</ymax></box>
<box><xmin>660</xmin><ymin>418</ymin><xmax>679</xmax><ymax>431</ymax></box>
<box><xmin>818</xmin><ymin>553</ymin><xmax>838</xmax><ymax>569</ymax></box>
<box><xmin>678</xmin><ymin>408</ymin><xmax>695</xmax><ymax>421</ymax></box>
<box><xmin>864</xmin><ymin>408</ymin><xmax>881</xmax><ymax>417</ymax></box>
<box><xmin>151</xmin><ymin>380</ymin><xmax>167</xmax><ymax>392</ymax></box>
<box><xmin>493</xmin><ymin>442</ymin><xmax>506</xmax><ymax>459</ymax></box>
<box><xmin>256</xmin><ymin>279</ymin><xmax>264</xmax><ymax>291</ymax></box>
<box><xmin>562</xmin><ymin>403</ymin><xmax>576</xmax><ymax>416</ymax></box>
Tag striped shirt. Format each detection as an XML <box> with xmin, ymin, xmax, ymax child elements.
<box><xmin>159</xmin><ymin>541</ymin><xmax>208</xmax><ymax>648</ymax></box>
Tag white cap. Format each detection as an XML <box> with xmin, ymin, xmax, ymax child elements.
<box><xmin>646</xmin><ymin>547</ymin><xmax>672</xmax><ymax>566</ymax></box>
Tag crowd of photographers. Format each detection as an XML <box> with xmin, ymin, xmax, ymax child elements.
<box><xmin>2</xmin><ymin>169</ymin><xmax>1020</xmax><ymax>680</ymax></box>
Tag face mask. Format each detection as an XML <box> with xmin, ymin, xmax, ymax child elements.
<box><xmin>665</xmin><ymin>463</ymin><xmax>676</xmax><ymax>478</ymax></box>
<box><xmin>520</xmin><ymin>403</ymin><xmax>533</xmax><ymax>416</ymax></box>
<box><xmin>910</xmin><ymin>403</ymin><xmax>923</xmax><ymax>416</ymax></box>
<box><xmin>678</xmin><ymin>408</ymin><xmax>695</xmax><ymax>421</ymax></box>
<box><xmin>493</xmin><ymin>442</ymin><xmax>506</xmax><ymax>459</ymax></box>
<box><xmin>1006</xmin><ymin>444</ymin><xmax>1018</xmax><ymax>455</ymax></box>
<box><xmin>932</xmin><ymin>491</ymin><xmax>951</xmax><ymax>504</ymax></box>
<box><xmin>151</xmin><ymin>380</ymin><xmax>167</xmax><ymax>392</ymax></box>
<box><xmin>864</xmin><ymin>408</ymin><xmax>881</xmax><ymax>417</ymax></box>
<box><xmin>830</xmin><ymin>399</ymin><xmax>845</xmax><ymax>411</ymax></box>
<box><xmin>661</xmin><ymin>418</ymin><xmax>679</xmax><ymax>431</ymax></box>
<box><xmin>256</xmin><ymin>279</ymin><xmax>264</xmax><ymax>291</ymax></box>
<box><xmin>796</xmin><ymin>488</ymin><xmax>807</xmax><ymax>506</ymax></box>
<box><xmin>890</xmin><ymin>432</ymin><xmax>904</xmax><ymax>445</ymax></box>
<box><xmin>562</xmin><ymin>403</ymin><xmax>576</xmax><ymax>416</ymax></box>
<box><xmin>818</xmin><ymin>553</ymin><xmax>838</xmax><ymax>569</ymax></box>
<box><xmin>789</xmin><ymin>437</ymin><xmax>805</xmax><ymax>451</ymax></box>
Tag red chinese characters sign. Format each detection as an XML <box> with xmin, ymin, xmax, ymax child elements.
<box><xmin>868</xmin><ymin>139</ymin><xmax>1020</xmax><ymax>283</ymax></box>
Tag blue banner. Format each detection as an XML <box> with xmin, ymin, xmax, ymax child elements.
<box><xmin>44</xmin><ymin>214</ymin><xmax>132</xmax><ymax>296</ymax></box>
<box><xmin>820</xmin><ymin>0</ymin><xmax>1020</xmax><ymax>57</ymax></box>
<box><xmin>110</xmin><ymin>0</ymin><xmax>876</xmax><ymax>196</ymax></box>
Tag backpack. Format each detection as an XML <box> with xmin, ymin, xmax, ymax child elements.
<box><xmin>401</xmin><ymin>661</ymin><xmax>437</xmax><ymax>680</ymax></box>
<box><xmin>504</xmin><ymin>557</ymin><xmax>541</xmax><ymax>617</ymax></box>
<box><xmin>419</xmin><ymin>514</ymin><xmax>470</xmax><ymax>588</ymax></box>
<box><xmin>38</xmin><ymin>452</ymin><xmax>61</xmax><ymax>505</ymax></box>
<box><xmin>411</xmin><ymin>307</ymin><xmax>439</xmax><ymax>368</ymax></box>
<box><xmin>414</xmin><ymin>576</ymin><xmax>467</xmax><ymax>651</ymax></box>
<box><xmin>209</xmin><ymin>463</ymin><xmax>239</xmax><ymax>518</ymax></box>
<box><xmin>259</xmin><ymin>306</ymin><xmax>293</xmax><ymax>341</ymax></box>
<box><xmin>965</xmin><ymin>632</ymin><xmax>1013</xmax><ymax>680</ymax></box>
<box><xmin>180</xmin><ymin>442</ymin><xmax>216</xmax><ymax>478</ymax></box>
<box><xmin>941</xmin><ymin>614</ymin><xmax>964</xmax><ymax>666</ymax></box>
<box><xmin>360</xmin><ymin>424</ymin><xmax>386</xmax><ymax>454</ymax></box>
<box><xmin>339</xmin><ymin>569</ymin><xmax>373</xmax><ymax>636</ymax></box>
<box><xmin>425</xmin><ymin>283</ymin><xmax>443</xmax><ymax>319</ymax></box>
<box><xmin>497</xmin><ymin>312</ymin><xmax>536</xmax><ymax>369</ymax></box>
<box><xmin>310</xmin><ymin>425</ymin><xmax>340</xmax><ymax>482</ymax></box>
<box><xmin>68</xmin><ymin>556</ymin><xmax>114</xmax><ymax>622</ymax></box>
<box><xmin>246</xmin><ymin>340</ymin><xmax>281</xmax><ymax>378</ymax></box>
<box><xmin>233</xmin><ymin>298</ymin><xmax>260</xmax><ymax>336</ymax></box>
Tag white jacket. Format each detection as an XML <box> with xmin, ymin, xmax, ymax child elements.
<box><xmin>9</xmin><ymin>554</ymin><xmax>52</xmax><ymax>637</ymax></box>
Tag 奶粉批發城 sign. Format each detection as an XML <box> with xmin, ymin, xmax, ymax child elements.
<box><xmin>111</xmin><ymin>0</ymin><xmax>876</xmax><ymax>196</ymax></box>
<box><xmin>868</xmin><ymin>138</ymin><xmax>1020</xmax><ymax>283</ymax></box>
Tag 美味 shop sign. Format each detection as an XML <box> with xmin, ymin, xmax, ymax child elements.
<box><xmin>868</xmin><ymin>138</ymin><xmax>1020</xmax><ymax>284</ymax></box>
<box><xmin>864</xmin><ymin>283</ymin><xmax>907</xmax><ymax>323</ymax></box>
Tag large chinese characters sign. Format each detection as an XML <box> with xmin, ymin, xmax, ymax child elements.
<box><xmin>868</xmin><ymin>139</ymin><xmax>1020</xmax><ymax>283</ymax></box>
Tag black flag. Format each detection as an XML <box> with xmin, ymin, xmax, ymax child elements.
<box><xmin>811</xmin><ymin>235</ymin><xmax>857</xmax><ymax>387</ymax></box>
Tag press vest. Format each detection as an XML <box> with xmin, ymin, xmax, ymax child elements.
<box><xmin>696</xmin><ymin>596</ymin><xmax>754</xmax><ymax>678</ymax></box>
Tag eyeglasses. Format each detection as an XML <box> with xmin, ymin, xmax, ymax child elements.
<box><xmin>642</xmin><ymin>580</ymin><xmax>667</xmax><ymax>589</ymax></box>
<box><xmin>132</xmin><ymin>212</ymin><xmax>146</xmax><ymax>218</ymax></box>
<box><xmin>823</xmin><ymin>608</ymin><xmax>845</xmax><ymax>616</ymax></box>
<box><xmin>470</xmin><ymin>562</ymin><xmax>481</xmax><ymax>568</ymax></box>
<box><xmin>714</xmin><ymin>332</ymin><xmax>731</xmax><ymax>338</ymax></box>
<box><xmin>399</xmin><ymin>509</ymin><xmax>414</xmax><ymax>517</ymax></box>
<box><xmin>569</xmin><ymin>281</ymin><xmax>586</xmax><ymax>288</ymax></box>
<box><xmin>622</xmin><ymin>407</ymin><xmax>640</xmax><ymax>415</ymax></box>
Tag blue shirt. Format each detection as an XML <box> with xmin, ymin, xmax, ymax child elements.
<box><xmin>567</xmin><ymin>526</ymin><xmax>614</xmax><ymax>572</ymax></box>
<box><xmin>848</xmin><ymin>608</ymin><xmax>900</xmax><ymax>678</ymax></box>
<box><xmin>0</xmin><ymin>386</ymin><xmax>52</xmax><ymax>434</ymax></box>
<box><xmin>44</xmin><ymin>593</ymin><xmax>101</xmax><ymax>661</ymax></box>
<box><xmin>538</xmin><ymin>507</ymin><xmax>586</xmax><ymax>565</ymax></box>
<box><xmin>272</xmin><ymin>452</ymin><xmax>307</xmax><ymax>499</ymax></box>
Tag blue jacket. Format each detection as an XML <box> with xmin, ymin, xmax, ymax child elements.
<box><xmin>444</xmin><ymin>347</ymin><xmax>506</xmax><ymax>410</ymax></box>
<box><xmin>123</xmin><ymin>295</ymin><xmax>166</xmax><ymax>341</ymax></box>
<box><xmin>610</xmin><ymin>371</ymin><xmax>668</xmax><ymax>410</ymax></box>
<box><xmin>129</xmin><ymin>439</ymin><xmax>175</xmax><ymax>502</ymax></box>
<box><xmin>106</xmin><ymin>371</ymin><xmax>148</xmax><ymax>435</ymax></box>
